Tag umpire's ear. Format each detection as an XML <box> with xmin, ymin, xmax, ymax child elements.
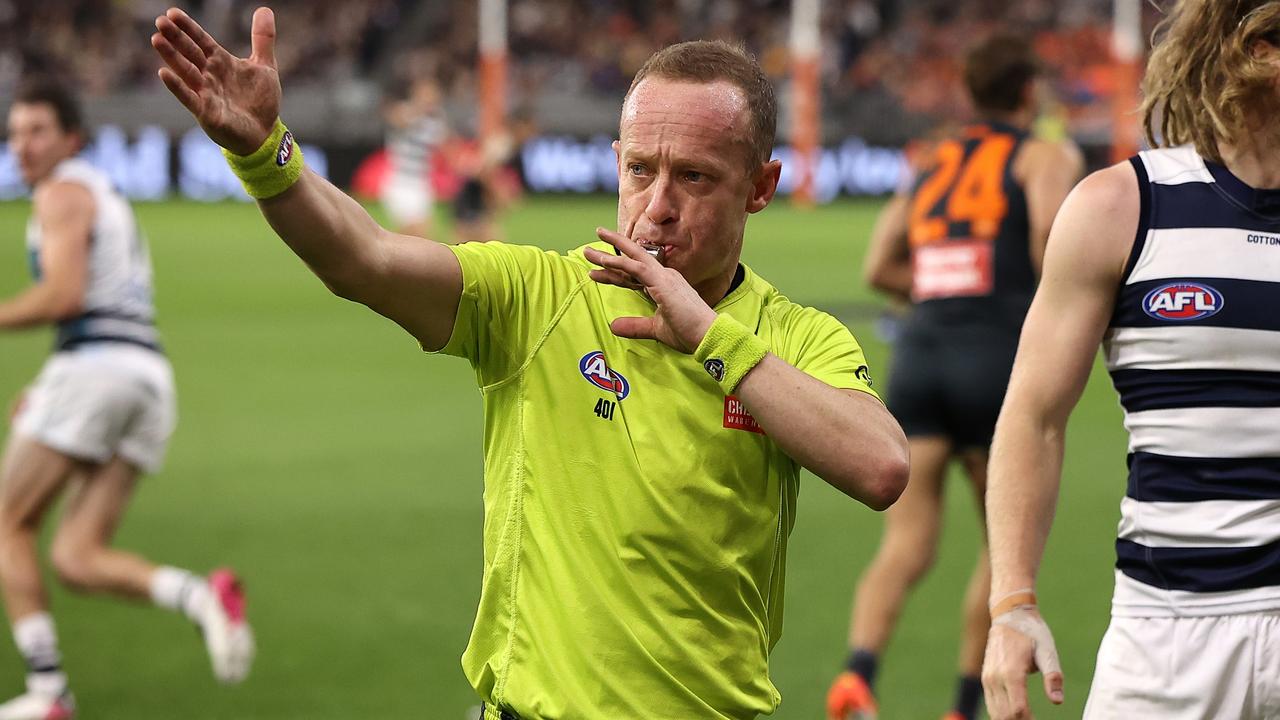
<box><xmin>747</xmin><ymin>159</ymin><xmax>782</xmax><ymax>214</ymax></box>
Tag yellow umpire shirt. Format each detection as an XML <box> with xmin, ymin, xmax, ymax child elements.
<box><xmin>436</xmin><ymin>241</ymin><xmax>879</xmax><ymax>720</ymax></box>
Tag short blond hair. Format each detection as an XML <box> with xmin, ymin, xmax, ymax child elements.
<box><xmin>624</xmin><ymin>40</ymin><xmax>776</xmax><ymax>170</ymax></box>
<box><xmin>1141</xmin><ymin>0</ymin><xmax>1280</xmax><ymax>161</ymax></box>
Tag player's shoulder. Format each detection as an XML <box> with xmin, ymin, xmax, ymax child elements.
<box><xmin>1043</xmin><ymin>161</ymin><xmax>1141</xmax><ymax>282</ymax></box>
<box><xmin>32</xmin><ymin>177</ymin><xmax>95</xmax><ymax>222</ymax></box>
<box><xmin>1016</xmin><ymin>136</ymin><xmax>1084</xmax><ymax>179</ymax></box>
<box><xmin>1067</xmin><ymin>161</ymin><xmax>1140</xmax><ymax>218</ymax></box>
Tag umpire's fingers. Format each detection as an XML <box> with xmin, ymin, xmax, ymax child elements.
<box><xmin>155</xmin><ymin>14</ymin><xmax>208</xmax><ymax>71</ymax></box>
<box><xmin>610</xmin><ymin>316</ymin><xmax>658</xmax><ymax>341</ymax></box>
<box><xmin>249</xmin><ymin>7</ymin><xmax>277</xmax><ymax>68</ymax></box>
<box><xmin>157</xmin><ymin>67</ymin><xmax>202</xmax><ymax>116</ymax></box>
<box><xmin>166</xmin><ymin>7</ymin><xmax>222</xmax><ymax>58</ymax></box>
<box><xmin>588</xmin><ymin>268</ymin><xmax>643</xmax><ymax>291</ymax></box>
<box><xmin>152</xmin><ymin>33</ymin><xmax>204</xmax><ymax>91</ymax></box>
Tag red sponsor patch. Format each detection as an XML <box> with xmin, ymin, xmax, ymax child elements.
<box><xmin>724</xmin><ymin>395</ymin><xmax>764</xmax><ymax>434</ymax></box>
<box><xmin>911</xmin><ymin>239</ymin><xmax>993</xmax><ymax>300</ymax></box>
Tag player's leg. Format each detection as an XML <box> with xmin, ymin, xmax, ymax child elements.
<box><xmin>50</xmin><ymin>455</ymin><xmax>253</xmax><ymax>684</ymax></box>
<box><xmin>0</xmin><ymin>436</ymin><xmax>77</xmax><ymax>719</ymax></box>
<box><xmin>942</xmin><ymin>326</ymin><xmax>1014</xmax><ymax>720</ymax></box>
<box><xmin>49</xmin><ymin>459</ymin><xmax>152</xmax><ymax>599</ymax></box>
<box><xmin>126</xmin><ymin>352</ymin><xmax>255</xmax><ymax>685</ymax></box>
<box><xmin>384</xmin><ymin>176</ymin><xmax>433</xmax><ymax>238</ymax></box>
<box><xmin>829</xmin><ymin>434</ymin><xmax>952</xmax><ymax>719</ymax></box>
<box><xmin>941</xmin><ymin>448</ymin><xmax>991</xmax><ymax>720</ymax></box>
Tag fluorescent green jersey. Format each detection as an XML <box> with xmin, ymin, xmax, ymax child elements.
<box><xmin>437</xmin><ymin>241</ymin><xmax>878</xmax><ymax>720</ymax></box>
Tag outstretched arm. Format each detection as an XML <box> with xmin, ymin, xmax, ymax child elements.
<box><xmin>0</xmin><ymin>182</ymin><xmax>92</xmax><ymax>329</ymax></box>
<box><xmin>982</xmin><ymin>162</ymin><xmax>1136</xmax><ymax>720</ymax></box>
<box><xmin>151</xmin><ymin>7</ymin><xmax>461</xmax><ymax>348</ymax></box>
<box><xmin>584</xmin><ymin>229</ymin><xmax>909</xmax><ymax>510</ymax></box>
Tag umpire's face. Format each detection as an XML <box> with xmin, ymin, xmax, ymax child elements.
<box><xmin>615</xmin><ymin>78</ymin><xmax>781</xmax><ymax>296</ymax></box>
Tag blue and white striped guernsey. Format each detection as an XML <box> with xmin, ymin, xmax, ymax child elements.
<box><xmin>25</xmin><ymin>158</ymin><xmax>161</xmax><ymax>353</ymax></box>
<box><xmin>1103</xmin><ymin>146</ymin><xmax>1280</xmax><ymax>617</ymax></box>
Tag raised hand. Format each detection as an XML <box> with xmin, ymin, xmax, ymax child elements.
<box><xmin>583</xmin><ymin>228</ymin><xmax>718</xmax><ymax>353</ymax></box>
<box><xmin>151</xmin><ymin>7</ymin><xmax>280</xmax><ymax>155</ymax></box>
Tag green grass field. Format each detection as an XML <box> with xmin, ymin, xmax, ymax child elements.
<box><xmin>0</xmin><ymin>195</ymin><xmax>1128</xmax><ymax>719</ymax></box>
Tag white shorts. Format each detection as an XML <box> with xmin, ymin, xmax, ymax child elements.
<box><xmin>381</xmin><ymin>175</ymin><xmax>433</xmax><ymax>227</ymax></box>
<box><xmin>1084</xmin><ymin>613</ymin><xmax>1280</xmax><ymax>719</ymax></box>
<box><xmin>14</xmin><ymin>344</ymin><xmax>176</xmax><ymax>474</ymax></box>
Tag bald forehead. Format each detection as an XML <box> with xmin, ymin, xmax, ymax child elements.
<box><xmin>621</xmin><ymin>78</ymin><xmax>750</xmax><ymax>139</ymax></box>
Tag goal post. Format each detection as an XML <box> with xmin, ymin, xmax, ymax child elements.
<box><xmin>790</xmin><ymin>0</ymin><xmax>821</xmax><ymax>207</ymax></box>
<box><xmin>478</xmin><ymin>0</ymin><xmax>508</xmax><ymax>141</ymax></box>
<box><xmin>1111</xmin><ymin>0</ymin><xmax>1144</xmax><ymax>163</ymax></box>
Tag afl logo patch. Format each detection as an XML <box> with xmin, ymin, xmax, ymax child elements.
<box><xmin>579</xmin><ymin>351</ymin><xmax>630</xmax><ymax>400</ymax></box>
<box><xmin>276</xmin><ymin>131</ymin><xmax>295</xmax><ymax>167</ymax></box>
<box><xmin>1142</xmin><ymin>282</ymin><xmax>1224</xmax><ymax>321</ymax></box>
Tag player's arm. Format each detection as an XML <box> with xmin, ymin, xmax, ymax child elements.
<box><xmin>861</xmin><ymin>193</ymin><xmax>912</xmax><ymax>302</ymax></box>
<box><xmin>585</xmin><ymin>230</ymin><xmax>909</xmax><ymax>511</ymax></box>
<box><xmin>151</xmin><ymin>7</ymin><xmax>461</xmax><ymax>349</ymax></box>
<box><xmin>0</xmin><ymin>181</ymin><xmax>92</xmax><ymax>329</ymax></box>
<box><xmin>1018</xmin><ymin>139</ymin><xmax>1084</xmax><ymax>276</ymax></box>
<box><xmin>982</xmin><ymin>162</ymin><xmax>1136</xmax><ymax>720</ymax></box>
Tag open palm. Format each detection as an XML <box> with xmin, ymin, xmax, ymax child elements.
<box><xmin>151</xmin><ymin>6</ymin><xmax>281</xmax><ymax>156</ymax></box>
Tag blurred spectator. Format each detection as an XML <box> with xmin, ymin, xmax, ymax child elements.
<box><xmin>0</xmin><ymin>0</ymin><xmax>1147</xmax><ymax>144</ymax></box>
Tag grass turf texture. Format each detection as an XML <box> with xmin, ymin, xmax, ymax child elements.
<box><xmin>0</xmin><ymin>196</ymin><xmax>1126</xmax><ymax>719</ymax></box>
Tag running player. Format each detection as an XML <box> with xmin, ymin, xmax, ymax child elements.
<box><xmin>983</xmin><ymin>1</ymin><xmax>1280</xmax><ymax>718</ymax></box>
<box><xmin>0</xmin><ymin>79</ymin><xmax>253</xmax><ymax>720</ymax></box>
<box><xmin>151</xmin><ymin>8</ymin><xmax>909</xmax><ymax>717</ymax></box>
<box><xmin>828</xmin><ymin>33</ymin><xmax>1081</xmax><ymax>720</ymax></box>
<box><xmin>381</xmin><ymin>76</ymin><xmax>448</xmax><ymax>238</ymax></box>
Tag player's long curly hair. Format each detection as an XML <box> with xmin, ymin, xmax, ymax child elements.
<box><xmin>1141</xmin><ymin>0</ymin><xmax>1280</xmax><ymax>161</ymax></box>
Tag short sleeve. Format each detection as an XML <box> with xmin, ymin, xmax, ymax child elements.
<box><xmin>777</xmin><ymin>305</ymin><xmax>881</xmax><ymax>401</ymax></box>
<box><xmin>432</xmin><ymin>241</ymin><xmax>574</xmax><ymax>385</ymax></box>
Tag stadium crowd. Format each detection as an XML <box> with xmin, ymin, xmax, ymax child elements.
<box><xmin>1</xmin><ymin>0</ymin><xmax>1127</xmax><ymax>139</ymax></box>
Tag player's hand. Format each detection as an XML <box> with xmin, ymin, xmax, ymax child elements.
<box><xmin>583</xmin><ymin>228</ymin><xmax>717</xmax><ymax>353</ymax></box>
<box><xmin>7</xmin><ymin>390</ymin><xmax>26</xmax><ymax>426</ymax></box>
<box><xmin>982</xmin><ymin>606</ymin><xmax>1064</xmax><ymax>720</ymax></box>
<box><xmin>151</xmin><ymin>6</ymin><xmax>280</xmax><ymax>155</ymax></box>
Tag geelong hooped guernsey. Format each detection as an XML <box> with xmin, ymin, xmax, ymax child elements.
<box><xmin>1104</xmin><ymin>147</ymin><xmax>1280</xmax><ymax>617</ymax></box>
<box><xmin>387</xmin><ymin>113</ymin><xmax>446</xmax><ymax>181</ymax></box>
<box><xmin>25</xmin><ymin>158</ymin><xmax>160</xmax><ymax>353</ymax></box>
<box><xmin>436</xmin><ymin>241</ymin><xmax>878</xmax><ymax>719</ymax></box>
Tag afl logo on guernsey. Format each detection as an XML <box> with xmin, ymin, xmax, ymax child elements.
<box><xmin>276</xmin><ymin>131</ymin><xmax>295</xmax><ymax>167</ymax></box>
<box><xmin>579</xmin><ymin>351</ymin><xmax>630</xmax><ymax>400</ymax></box>
<box><xmin>1142</xmin><ymin>282</ymin><xmax>1224</xmax><ymax>321</ymax></box>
